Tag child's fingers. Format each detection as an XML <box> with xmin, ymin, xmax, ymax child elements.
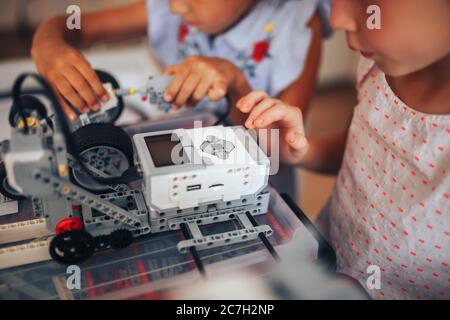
<box><xmin>51</xmin><ymin>88</ymin><xmax>77</xmax><ymax>121</ymax></box>
<box><xmin>253</xmin><ymin>103</ymin><xmax>304</xmax><ymax>134</ymax></box>
<box><xmin>164</xmin><ymin>65</ymin><xmax>177</xmax><ymax>75</ymax></box>
<box><xmin>53</xmin><ymin>74</ymin><xmax>87</xmax><ymax>113</ymax></box>
<box><xmin>244</xmin><ymin>98</ymin><xmax>279</xmax><ymax>129</ymax></box>
<box><xmin>191</xmin><ymin>76</ymin><xmax>213</xmax><ymax>105</ymax></box>
<box><xmin>62</xmin><ymin>66</ymin><xmax>100</xmax><ymax>111</ymax></box>
<box><xmin>164</xmin><ymin>66</ymin><xmax>191</xmax><ymax>103</ymax></box>
<box><xmin>236</xmin><ymin>90</ymin><xmax>269</xmax><ymax>113</ymax></box>
<box><xmin>173</xmin><ymin>71</ymin><xmax>202</xmax><ymax>107</ymax></box>
<box><xmin>60</xmin><ymin>99</ymin><xmax>77</xmax><ymax>122</ymax></box>
<box><xmin>207</xmin><ymin>78</ymin><xmax>227</xmax><ymax>101</ymax></box>
<box><xmin>74</xmin><ymin>58</ymin><xmax>109</xmax><ymax>102</ymax></box>
<box><xmin>284</xmin><ymin>129</ymin><xmax>308</xmax><ymax>152</ymax></box>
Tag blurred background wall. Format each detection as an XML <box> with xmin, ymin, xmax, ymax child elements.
<box><xmin>0</xmin><ymin>0</ymin><xmax>136</xmax><ymax>30</ymax></box>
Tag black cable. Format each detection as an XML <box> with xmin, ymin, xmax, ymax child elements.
<box><xmin>0</xmin><ymin>88</ymin><xmax>47</xmax><ymax>100</ymax></box>
<box><xmin>11</xmin><ymin>75</ymin><xmax>38</xmax><ymax>133</ymax></box>
<box><xmin>180</xmin><ymin>223</ymin><xmax>206</xmax><ymax>277</ymax></box>
<box><xmin>11</xmin><ymin>73</ymin><xmax>140</xmax><ymax>186</ymax></box>
<box><xmin>245</xmin><ymin>211</ymin><xmax>280</xmax><ymax>262</ymax></box>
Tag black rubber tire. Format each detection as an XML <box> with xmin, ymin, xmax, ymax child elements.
<box><xmin>0</xmin><ymin>162</ymin><xmax>26</xmax><ymax>201</ymax></box>
<box><xmin>70</xmin><ymin>123</ymin><xmax>134</xmax><ymax>193</ymax></box>
<box><xmin>72</xmin><ymin>123</ymin><xmax>133</xmax><ymax>164</ymax></box>
<box><xmin>109</xmin><ymin>229</ymin><xmax>134</xmax><ymax>250</ymax></box>
<box><xmin>94</xmin><ymin>70</ymin><xmax>124</xmax><ymax>123</ymax></box>
<box><xmin>8</xmin><ymin>94</ymin><xmax>48</xmax><ymax>127</ymax></box>
<box><xmin>49</xmin><ymin>230</ymin><xmax>95</xmax><ymax>265</ymax></box>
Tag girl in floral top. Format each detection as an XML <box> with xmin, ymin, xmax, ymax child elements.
<box><xmin>236</xmin><ymin>0</ymin><xmax>450</xmax><ymax>299</ymax></box>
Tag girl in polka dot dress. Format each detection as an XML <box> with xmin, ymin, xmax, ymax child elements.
<box><xmin>235</xmin><ymin>0</ymin><xmax>450</xmax><ymax>299</ymax></box>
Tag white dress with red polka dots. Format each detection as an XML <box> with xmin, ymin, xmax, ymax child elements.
<box><xmin>327</xmin><ymin>57</ymin><xmax>450</xmax><ymax>299</ymax></box>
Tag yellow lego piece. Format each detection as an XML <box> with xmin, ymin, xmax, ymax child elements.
<box><xmin>58</xmin><ymin>164</ymin><xmax>68</xmax><ymax>177</ymax></box>
<box><xmin>17</xmin><ymin>117</ymin><xmax>39</xmax><ymax>129</ymax></box>
<box><xmin>264</xmin><ymin>23</ymin><xmax>274</xmax><ymax>33</ymax></box>
<box><xmin>61</xmin><ymin>186</ymin><xmax>71</xmax><ymax>195</ymax></box>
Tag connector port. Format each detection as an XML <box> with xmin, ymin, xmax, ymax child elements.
<box><xmin>186</xmin><ymin>184</ymin><xmax>202</xmax><ymax>191</ymax></box>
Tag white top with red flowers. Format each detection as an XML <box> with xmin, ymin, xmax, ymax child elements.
<box><xmin>323</xmin><ymin>57</ymin><xmax>450</xmax><ymax>299</ymax></box>
<box><xmin>146</xmin><ymin>0</ymin><xmax>330</xmax><ymax>97</ymax></box>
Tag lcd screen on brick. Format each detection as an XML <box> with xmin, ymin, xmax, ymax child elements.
<box><xmin>144</xmin><ymin>134</ymin><xmax>184</xmax><ymax>167</ymax></box>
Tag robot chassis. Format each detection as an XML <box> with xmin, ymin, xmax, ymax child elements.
<box><xmin>0</xmin><ymin>72</ymin><xmax>275</xmax><ymax>270</ymax></box>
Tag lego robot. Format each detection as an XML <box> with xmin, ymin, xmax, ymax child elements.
<box><xmin>0</xmin><ymin>72</ymin><xmax>274</xmax><ymax>268</ymax></box>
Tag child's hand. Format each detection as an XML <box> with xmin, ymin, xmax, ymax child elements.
<box><xmin>236</xmin><ymin>91</ymin><xmax>309</xmax><ymax>164</ymax></box>
<box><xmin>32</xmin><ymin>40</ymin><xmax>109</xmax><ymax>121</ymax></box>
<box><xmin>163</xmin><ymin>56</ymin><xmax>238</xmax><ymax>109</ymax></box>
